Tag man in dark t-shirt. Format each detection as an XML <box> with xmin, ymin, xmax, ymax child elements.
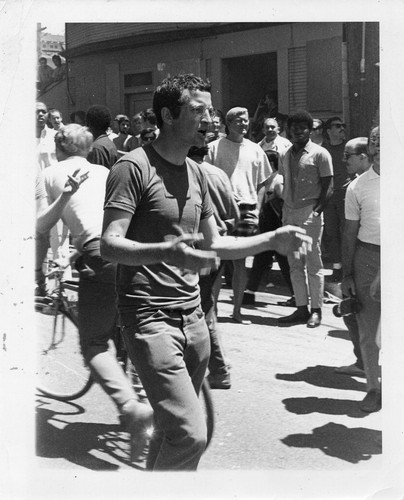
<box><xmin>101</xmin><ymin>74</ymin><xmax>312</xmax><ymax>471</ymax></box>
<box><xmin>86</xmin><ymin>104</ymin><xmax>118</xmax><ymax>169</ymax></box>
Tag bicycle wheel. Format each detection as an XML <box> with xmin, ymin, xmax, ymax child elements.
<box><xmin>36</xmin><ymin>300</ymin><xmax>93</xmax><ymax>401</ymax></box>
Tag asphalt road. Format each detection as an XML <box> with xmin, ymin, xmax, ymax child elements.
<box><xmin>35</xmin><ymin>265</ymin><xmax>382</xmax><ymax>479</ymax></box>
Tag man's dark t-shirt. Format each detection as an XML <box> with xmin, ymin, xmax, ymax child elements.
<box><xmin>87</xmin><ymin>134</ymin><xmax>118</xmax><ymax>170</ymax></box>
<box><xmin>104</xmin><ymin>144</ymin><xmax>213</xmax><ymax>314</ymax></box>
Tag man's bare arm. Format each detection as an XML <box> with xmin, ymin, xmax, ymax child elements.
<box><xmin>101</xmin><ymin>208</ymin><xmax>218</xmax><ymax>273</ymax></box>
<box><xmin>199</xmin><ymin>215</ymin><xmax>312</xmax><ymax>261</ymax></box>
<box><xmin>341</xmin><ymin>218</ymin><xmax>360</xmax><ymax>296</ymax></box>
<box><xmin>313</xmin><ymin>175</ymin><xmax>333</xmax><ymax>215</ymax></box>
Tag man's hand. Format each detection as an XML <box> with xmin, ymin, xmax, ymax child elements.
<box><xmin>341</xmin><ymin>275</ymin><xmax>356</xmax><ymax>297</ymax></box>
<box><xmin>165</xmin><ymin>232</ymin><xmax>219</xmax><ymax>274</ymax></box>
<box><xmin>270</xmin><ymin>225</ymin><xmax>312</xmax><ymax>258</ymax></box>
<box><xmin>63</xmin><ymin>168</ymin><xmax>89</xmax><ymax>196</ymax></box>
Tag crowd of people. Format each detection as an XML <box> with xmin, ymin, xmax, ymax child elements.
<box><xmin>35</xmin><ymin>73</ymin><xmax>380</xmax><ymax>471</ymax></box>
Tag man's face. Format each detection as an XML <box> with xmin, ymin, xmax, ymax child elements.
<box><xmin>132</xmin><ymin>114</ymin><xmax>143</xmax><ymax>135</ymax></box>
<box><xmin>49</xmin><ymin>111</ymin><xmax>62</xmax><ymax>129</ymax></box>
<box><xmin>119</xmin><ymin>120</ymin><xmax>130</xmax><ymax>134</ymax></box>
<box><xmin>343</xmin><ymin>143</ymin><xmax>364</xmax><ymax>175</ymax></box>
<box><xmin>368</xmin><ymin>126</ymin><xmax>380</xmax><ymax>159</ymax></box>
<box><xmin>212</xmin><ymin>116</ymin><xmax>222</xmax><ymax>133</ymax></box>
<box><xmin>327</xmin><ymin>120</ymin><xmax>346</xmax><ymax>143</ymax></box>
<box><xmin>263</xmin><ymin>119</ymin><xmax>279</xmax><ymax>141</ymax></box>
<box><xmin>289</xmin><ymin>122</ymin><xmax>310</xmax><ymax>146</ymax></box>
<box><xmin>172</xmin><ymin>89</ymin><xmax>214</xmax><ymax>148</ymax></box>
<box><xmin>36</xmin><ymin>103</ymin><xmax>48</xmax><ymax>128</ymax></box>
<box><xmin>227</xmin><ymin>112</ymin><xmax>249</xmax><ymax>138</ymax></box>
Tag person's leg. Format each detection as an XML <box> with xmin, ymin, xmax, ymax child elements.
<box><xmin>339</xmin><ymin>314</ymin><xmax>364</xmax><ymax>370</ymax></box>
<box><xmin>78</xmin><ymin>249</ymin><xmax>152</xmax><ymax>461</ymax></box>
<box><xmin>199</xmin><ymin>272</ymin><xmax>230</xmax><ymax>381</ymax></box>
<box><xmin>275</xmin><ymin>252</ymin><xmax>294</xmax><ymax>296</ymax></box>
<box><xmin>232</xmin><ymin>258</ymin><xmax>250</xmax><ymax>324</ymax></box>
<box><xmin>354</xmin><ymin>246</ymin><xmax>381</xmax><ymax>396</ymax></box>
<box><xmin>122</xmin><ymin>307</ymin><xmax>210</xmax><ymax>471</ymax></box>
<box><xmin>278</xmin><ymin>207</ymin><xmax>310</xmax><ymax>324</ymax></box>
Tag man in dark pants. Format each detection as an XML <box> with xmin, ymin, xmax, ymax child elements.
<box><xmin>188</xmin><ymin>145</ymin><xmax>239</xmax><ymax>390</ymax></box>
<box><xmin>36</xmin><ymin>124</ymin><xmax>152</xmax><ymax>463</ymax></box>
<box><xmin>101</xmin><ymin>74</ymin><xmax>312</xmax><ymax>470</ymax></box>
<box><xmin>323</xmin><ymin>116</ymin><xmax>349</xmax><ymax>282</ymax></box>
<box><xmin>243</xmin><ymin>150</ymin><xmax>295</xmax><ymax>306</ymax></box>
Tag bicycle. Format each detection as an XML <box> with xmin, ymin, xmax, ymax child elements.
<box><xmin>35</xmin><ymin>264</ymin><xmax>215</xmax><ymax>447</ymax></box>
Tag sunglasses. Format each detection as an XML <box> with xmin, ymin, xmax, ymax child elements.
<box><xmin>343</xmin><ymin>152</ymin><xmax>361</xmax><ymax>160</ymax></box>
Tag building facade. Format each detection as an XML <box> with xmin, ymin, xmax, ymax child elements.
<box><xmin>60</xmin><ymin>22</ymin><xmax>379</xmax><ymax>137</ymax></box>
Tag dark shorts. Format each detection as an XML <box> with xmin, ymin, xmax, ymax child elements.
<box><xmin>76</xmin><ymin>239</ymin><xmax>118</xmax><ymax>356</ymax></box>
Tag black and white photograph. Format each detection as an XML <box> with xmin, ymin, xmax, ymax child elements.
<box><xmin>1</xmin><ymin>0</ymin><xmax>403</xmax><ymax>498</ymax></box>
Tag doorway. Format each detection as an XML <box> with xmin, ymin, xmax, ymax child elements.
<box><xmin>221</xmin><ymin>52</ymin><xmax>278</xmax><ymax>117</ymax></box>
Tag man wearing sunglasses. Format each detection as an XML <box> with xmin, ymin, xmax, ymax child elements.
<box><xmin>323</xmin><ymin>117</ymin><xmax>351</xmax><ymax>283</ymax></box>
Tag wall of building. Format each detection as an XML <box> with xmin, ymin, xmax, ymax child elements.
<box><xmin>66</xmin><ymin>22</ymin><xmax>344</xmax><ymax>122</ymax></box>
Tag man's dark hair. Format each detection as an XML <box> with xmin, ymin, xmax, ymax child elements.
<box><xmin>52</xmin><ymin>55</ymin><xmax>61</xmax><ymax>63</ymax></box>
<box><xmin>324</xmin><ymin>116</ymin><xmax>343</xmax><ymax>131</ymax></box>
<box><xmin>287</xmin><ymin>110</ymin><xmax>314</xmax><ymax>131</ymax></box>
<box><xmin>153</xmin><ymin>74</ymin><xmax>212</xmax><ymax>129</ymax></box>
<box><xmin>70</xmin><ymin>110</ymin><xmax>86</xmax><ymax>125</ymax></box>
<box><xmin>85</xmin><ymin>105</ymin><xmax>112</xmax><ymax>135</ymax></box>
<box><xmin>140</xmin><ymin>127</ymin><xmax>157</xmax><ymax>141</ymax></box>
<box><xmin>140</xmin><ymin>108</ymin><xmax>157</xmax><ymax>126</ymax></box>
<box><xmin>39</xmin><ymin>57</ymin><xmax>47</xmax><ymax>63</ymax></box>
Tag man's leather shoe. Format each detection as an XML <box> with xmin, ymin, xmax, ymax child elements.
<box><xmin>360</xmin><ymin>389</ymin><xmax>381</xmax><ymax>413</ymax></box>
<box><xmin>278</xmin><ymin>308</ymin><xmax>310</xmax><ymax>324</ymax></box>
<box><xmin>307</xmin><ymin>312</ymin><xmax>321</xmax><ymax>328</ymax></box>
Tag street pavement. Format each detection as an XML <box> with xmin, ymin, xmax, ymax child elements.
<box><xmin>35</xmin><ymin>263</ymin><xmax>383</xmax><ymax>478</ymax></box>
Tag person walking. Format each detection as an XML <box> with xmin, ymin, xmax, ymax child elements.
<box><xmin>101</xmin><ymin>73</ymin><xmax>312</xmax><ymax>470</ymax></box>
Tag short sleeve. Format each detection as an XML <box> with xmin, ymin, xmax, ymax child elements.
<box><xmin>317</xmin><ymin>148</ymin><xmax>334</xmax><ymax>177</ymax></box>
<box><xmin>344</xmin><ymin>181</ymin><xmax>360</xmax><ymax>221</ymax></box>
<box><xmin>104</xmin><ymin>159</ymin><xmax>148</xmax><ymax>214</ymax></box>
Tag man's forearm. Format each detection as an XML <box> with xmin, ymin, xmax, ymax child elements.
<box><xmin>101</xmin><ymin>235</ymin><xmax>173</xmax><ymax>266</ymax></box>
<box><xmin>341</xmin><ymin>221</ymin><xmax>360</xmax><ymax>277</ymax></box>
<box><xmin>211</xmin><ymin>231</ymin><xmax>277</xmax><ymax>261</ymax></box>
<box><xmin>36</xmin><ymin>192</ymin><xmax>71</xmax><ymax>234</ymax></box>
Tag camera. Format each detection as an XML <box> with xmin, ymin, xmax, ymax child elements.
<box><xmin>333</xmin><ymin>296</ymin><xmax>361</xmax><ymax>318</ymax></box>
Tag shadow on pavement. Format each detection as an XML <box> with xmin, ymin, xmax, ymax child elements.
<box><xmin>217</xmin><ymin>314</ymin><xmax>280</xmax><ymax>327</ymax></box>
<box><xmin>327</xmin><ymin>329</ymin><xmax>351</xmax><ymax>341</ymax></box>
<box><xmin>276</xmin><ymin>365</ymin><xmax>366</xmax><ymax>392</ymax></box>
<box><xmin>36</xmin><ymin>402</ymin><xmax>144</xmax><ymax>471</ymax></box>
<box><xmin>281</xmin><ymin>422</ymin><xmax>382</xmax><ymax>464</ymax></box>
<box><xmin>282</xmin><ymin>396</ymin><xmax>369</xmax><ymax>418</ymax></box>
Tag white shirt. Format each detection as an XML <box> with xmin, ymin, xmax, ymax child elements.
<box><xmin>259</xmin><ymin>135</ymin><xmax>291</xmax><ymax>153</ymax></box>
<box><xmin>205</xmin><ymin>137</ymin><xmax>272</xmax><ymax>205</ymax></box>
<box><xmin>37</xmin><ymin>126</ymin><xmax>57</xmax><ymax>170</ymax></box>
<box><xmin>42</xmin><ymin>156</ymin><xmax>109</xmax><ymax>252</ymax></box>
<box><xmin>345</xmin><ymin>166</ymin><xmax>380</xmax><ymax>245</ymax></box>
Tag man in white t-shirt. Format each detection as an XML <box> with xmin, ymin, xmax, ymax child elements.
<box><xmin>341</xmin><ymin>126</ymin><xmax>380</xmax><ymax>413</ymax></box>
<box><xmin>205</xmin><ymin>107</ymin><xmax>272</xmax><ymax>324</ymax></box>
<box><xmin>37</xmin><ymin>124</ymin><xmax>153</xmax><ymax>461</ymax></box>
<box><xmin>258</xmin><ymin>117</ymin><xmax>291</xmax><ymax>154</ymax></box>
